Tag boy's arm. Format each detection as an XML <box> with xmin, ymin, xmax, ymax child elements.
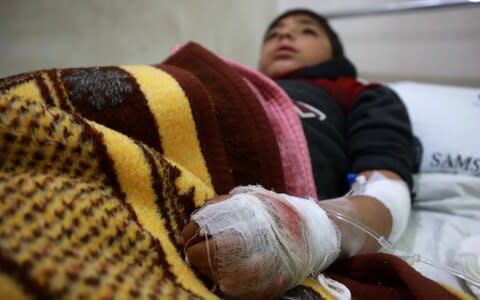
<box><xmin>318</xmin><ymin>169</ymin><xmax>403</xmax><ymax>257</ymax></box>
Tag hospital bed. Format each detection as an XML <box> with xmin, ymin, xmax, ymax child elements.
<box><xmin>315</xmin><ymin>0</ymin><xmax>480</xmax><ymax>297</ymax></box>
<box><xmin>390</xmin><ymin>81</ymin><xmax>480</xmax><ymax>297</ymax></box>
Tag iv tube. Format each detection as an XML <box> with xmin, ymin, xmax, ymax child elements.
<box><xmin>323</xmin><ymin>207</ymin><xmax>480</xmax><ymax>288</ymax></box>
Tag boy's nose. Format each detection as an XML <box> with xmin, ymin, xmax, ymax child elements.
<box><xmin>278</xmin><ymin>30</ymin><xmax>293</xmax><ymax>40</ymax></box>
<box><xmin>275</xmin><ymin>26</ymin><xmax>295</xmax><ymax>40</ymax></box>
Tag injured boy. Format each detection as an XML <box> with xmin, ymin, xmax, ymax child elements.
<box><xmin>181</xmin><ymin>9</ymin><xmax>415</xmax><ymax>300</ymax></box>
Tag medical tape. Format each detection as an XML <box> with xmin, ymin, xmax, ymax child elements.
<box><xmin>350</xmin><ymin>172</ymin><xmax>411</xmax><ymax>242</ymax></box>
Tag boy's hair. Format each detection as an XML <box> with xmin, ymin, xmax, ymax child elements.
<box><xmin>264</xmin><ymin>9</ymin><xmax>344</xmax><ymax>58</ymax></box>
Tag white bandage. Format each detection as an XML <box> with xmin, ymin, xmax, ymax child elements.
<box><xmin>279</xmin><ymin>193</ymin><xmax>341</xmax><ymax>272</ymax></box>
<box><xmin>351</xmin><ymin>172</ymin><xmax>411</xmax><ymax>242</ymax></box>
<box><xmin>190</xmin><ymin>186</ymin><xmax>340</xmax><ymax>299</ymax></box>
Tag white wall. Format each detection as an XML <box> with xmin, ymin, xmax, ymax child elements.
<box><xmin>278</xmin><ymin>0</ymin><xmax>480</xmax><ymax>86</ymax></box>
<box><xmin>1</xmin><ymin>0</ymin><xmax>479</xmax><ymax>86</ymax></box>
<box><xmin>0</xmin><ymin>0</ymin><xmax>277</xmax><ymax>77</ymax></box>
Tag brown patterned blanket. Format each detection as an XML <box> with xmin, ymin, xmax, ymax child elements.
<box><xmin>0</xmin><ymin>42</ymin><xmax>468</xmax><ymax>299</ymax></box>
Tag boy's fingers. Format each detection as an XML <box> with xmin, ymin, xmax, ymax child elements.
<box><xmin>180</xmin><ymin>194</ymin><xmax>232</xmax><ymax>246</ymax></box>
<box><xmin>185</xmin><ymin>239</ymin><xmax>217</xmax><ymax>280</ymax></box>
<box><xmin>180</xmin><ymin>222</ymin><xmax>203</xmax><ymax>246</ymax></box>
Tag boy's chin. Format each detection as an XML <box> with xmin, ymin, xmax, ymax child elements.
<box><xmin>264</xmin><ymin>62</ymin><xmax>303</xmax><ymax>79</ymax></box>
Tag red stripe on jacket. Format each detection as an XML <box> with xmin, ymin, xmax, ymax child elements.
<box><xmin>302</xmin><ymin>77</ymin><xmax>379</xmax><ymax>111</ymax></box>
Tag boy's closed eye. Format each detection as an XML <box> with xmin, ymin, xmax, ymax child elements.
<box><xmin>264</xmin><ymin>31</ymin><xmax>279</xmax><ymax>41</ymax></box>
<box><xmin>302</xmin><ymin>28</ymin><xmax>319</xmax><ymax>36</ymax></box>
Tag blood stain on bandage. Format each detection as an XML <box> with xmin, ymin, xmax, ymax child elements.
<box><xmin>252</xmin><ymin>191</ymin><xmax>304</xmax><ymax>248</ymax></box>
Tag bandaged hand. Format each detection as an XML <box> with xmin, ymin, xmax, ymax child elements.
<box><xmin>180</xmin><ymin>186</ymin><xmax>341</xmax><ymax>300</ymax></box>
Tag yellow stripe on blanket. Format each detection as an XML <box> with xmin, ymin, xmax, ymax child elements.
<box><xmin>300</xmin><ymin>277</ymin><xmax>336</xmax><ymax>300</ymax></box>
<box><xmin>120</xmin><ymin>65</ymin><xmax>213</xmax><ymax>191</ymax></box>
<box><xmin>440</xmin><ymin>283</ymin><xmax>475</xmax><ymax>300</ymax></box>
<box><xmin>0</xmin><ymin>272</ymin><xmax>34</xmax><ymax>300</ymax></box>
<box><xmin>88</xmin><ymin>121</ymin><xmax>218</xmax><ymax>300</ymax></box>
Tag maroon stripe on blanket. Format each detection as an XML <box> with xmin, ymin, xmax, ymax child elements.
<box><xmin>48</xmin><ymin>69</ymin><xmax>74</xmax><ymax>112</ymax></box>
<box><xmin>0</xmin><ymin>72</ymin><xmax>38</xmax><ymax>92</ymax></box>
<box><xmin>0</xmin><ymin>250</ymin><xmax>55</xmax><ymax>300</ymax></box>
<box><xmin>71</xmin><ymin>113</ymin><xmax>126</xmax><ymax>200</ymax></box>
<box><xmin>325</xmin><ymin>253</ymin><xmax>460</xmax><ymax>300</ymax></box>
<box><xmin>155</xmin><ymin>64</ymin><xmax>234</xmax><ymax>194</ymax></box>
<box><xmin>137</xmin><ymin>142</ymin><xmax>179</xmax><ymax>250</ymax></box>
<box><xmin>35</xmin><ymin>75</ymin><xmax>55</xmax><ymax>107</ymax></box>
<box><xmin>59</xmin><ymin>67</ymin><xmax>163</xmax><ymax>154</ymax></box>
<box><xmin>163</xmin><ymin>42</ymin><xmax>286</xmax><ymax>193</ymax></box>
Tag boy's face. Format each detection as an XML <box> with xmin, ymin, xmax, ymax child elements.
<box><xmin>259</xmin><ymin>14</ymin><xmax>333</xmax><ymax>78</ymax></box>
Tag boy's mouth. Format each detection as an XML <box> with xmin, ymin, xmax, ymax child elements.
<box><xmin>274</xmin><ymin>45</ymin><xmax>297</xmax><ymax>57</ymax></box>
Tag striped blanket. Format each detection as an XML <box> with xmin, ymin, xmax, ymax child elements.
<box><xmin>0</xmin><ymin>42</ymin><xmax>468</xmax><ymax>299</ymax></box>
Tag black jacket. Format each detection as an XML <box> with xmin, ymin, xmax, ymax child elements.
<box><xmin>276</xmin><ymin>57</ymin><xmax>415</xmax><ymax>199</ymax></box>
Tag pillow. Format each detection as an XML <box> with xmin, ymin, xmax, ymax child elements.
<box><xmin>388</xmin><ymin>81</ymin><xmax>480</xmax><ymax>176</ymax></box>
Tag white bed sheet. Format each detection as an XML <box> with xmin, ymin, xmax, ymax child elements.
<box><xmin>394</xmin><ymin>173</ymin><xmax>480</xmax><ymax>296</ymax></box>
